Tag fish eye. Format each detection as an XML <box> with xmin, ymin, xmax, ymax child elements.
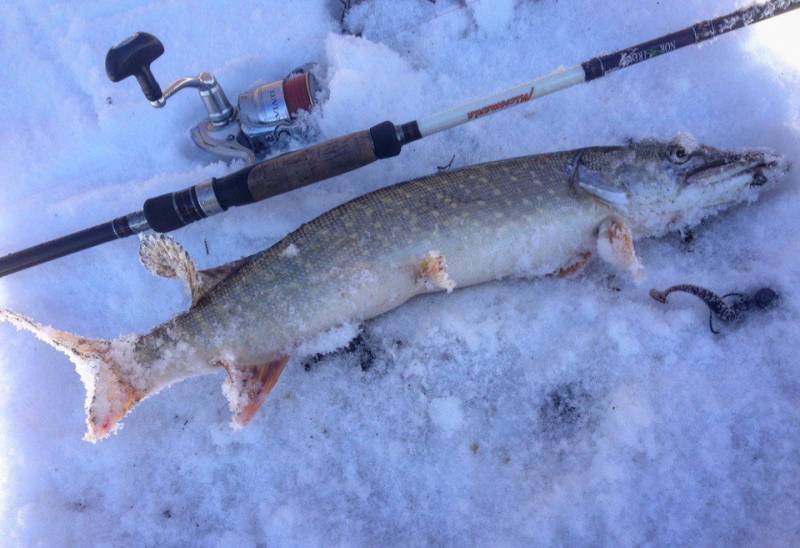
<box><xmin>669</xmin><ymin>144</ymin><xmax>690</xmax><ymax>164</ymax></box>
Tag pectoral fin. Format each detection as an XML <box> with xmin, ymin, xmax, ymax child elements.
<box><xmin>139</xmin><ymin>234</ymin><xmax>250</xmax><ymax>306</ymax></box>
<box><xmin>596</xmin><ymin>217</ymin><xmax>644</xmax><ymax>281</ymax></box>
<box><xmin>221</xmin><ymin>356</ymin><xmax>290</xmax><ymax>428</ymax></box>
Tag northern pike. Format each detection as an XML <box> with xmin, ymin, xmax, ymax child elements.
<box><xmin>0</xmin><ymin>136</ymin><xmax>788</xmax><ymax>441</ymax></box>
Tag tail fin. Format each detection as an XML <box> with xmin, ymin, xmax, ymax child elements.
<box><xmin>0</xmin><ymin>308</ymin><xmax>144</xmax><ymax>442</ymax></box>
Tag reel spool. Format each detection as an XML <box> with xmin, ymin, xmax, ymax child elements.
<box><xmin>105</xmin><ymin>32</ymin><xmax>322</xmax><ymax>163</ymax></box>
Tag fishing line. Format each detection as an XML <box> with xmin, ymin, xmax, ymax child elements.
<box><xmin>1</xmin><ymin>0</ymin><xmax>797</xmax><ymax>277</ymax></box>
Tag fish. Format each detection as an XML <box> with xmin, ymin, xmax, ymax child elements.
<box><xmin>0</xmin><ymin>135</ymin><xmax>789</xmax><ymax>441</ymax></box>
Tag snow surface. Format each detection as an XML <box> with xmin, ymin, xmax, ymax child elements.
<box><xmin>1</xmin><ymin>0</ymin><xmax>800</xmax><ymax>545</ymax></box>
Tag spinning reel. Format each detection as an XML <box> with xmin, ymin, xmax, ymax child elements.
<box><xmin>106</xmin><ymin>32</ymin><xmax>322</xmax><ymax>163</ymax></box>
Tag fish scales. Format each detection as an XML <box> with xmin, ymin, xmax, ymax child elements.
<box><xmin>174</xmin><ymin>153</ymin><xmax>600</xmax><ymax>357</ymax></box>
<box><xmin>0</xmin><ymin>139</ymin><xmax>787</xmax><ymax>440</ymax></box>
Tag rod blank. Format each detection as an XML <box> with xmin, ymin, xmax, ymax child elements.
<box><xmin>0</xmin><ymin>221</ymin><xmax>120</xmax><ymax>277</ymax></box>
<box><xmin>1</xmin><ymin>0</ymin><xmax>798</xmax><ymax>278</ymax></box>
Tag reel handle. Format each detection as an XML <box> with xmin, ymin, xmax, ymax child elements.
<box><xmin>105</xmin><ymin>32</ymin><xmax>165</xmax><ymax>101</ymax></box>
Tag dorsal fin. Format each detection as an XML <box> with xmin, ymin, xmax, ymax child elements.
<box><xmin>139</xmin><ymin>234</ymin><xmax>250</xmax><ymax>306</ymax></box>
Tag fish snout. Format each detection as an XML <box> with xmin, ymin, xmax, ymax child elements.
<box><xmin>684</xmin><ymin>150</ymin><xmax>787</xmax><ymax>188</ymax></box>
<box><xmin>749</xmin><ymin>151</ymin><xmax>791</xmax><ymax>187</ymax></box>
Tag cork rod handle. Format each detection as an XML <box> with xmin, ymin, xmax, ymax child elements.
<box><xmin>246</xmin><ymin>130</ymin><xmax>377</xmax><ymax>202</ymax></box>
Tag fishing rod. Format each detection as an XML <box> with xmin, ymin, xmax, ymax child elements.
<box><xmin>1</xmin><ymin>0</ymin><xmax>798</xmax><ymax>278</ymax></box>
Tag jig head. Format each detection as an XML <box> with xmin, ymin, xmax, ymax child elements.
<box><xmin>650</xmin><ymin>284</ymin><xmax>779</xmax><ymax>334</ymax></box>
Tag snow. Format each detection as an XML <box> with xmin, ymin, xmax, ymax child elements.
<box><xmin>1</xmin><ymin>0</ymin><xmax>800</xmax><ymax>545</ymax></box>
<box><xmin>428</xmin><ymin>396</ymin><xmax>465</xmax><ymax>436</ymax></box>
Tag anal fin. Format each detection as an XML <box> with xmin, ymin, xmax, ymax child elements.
<box><xmin>222</xmin><ymin>356</ymin><xmax>290</xmax><ymax>428</ymax></box>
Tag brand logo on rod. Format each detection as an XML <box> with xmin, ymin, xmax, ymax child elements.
<box><xmin>467</xmin><ymin>87</ymin><xmax>535</xmax><ymax>120</ymax></box>
<box><xmin>618</xmin><ymin>40</ymin><xmax>677</xmax><ymax>67</ymax></box>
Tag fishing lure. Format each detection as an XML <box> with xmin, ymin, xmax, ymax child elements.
<box><xmin>650</xmin><ymin>284</ymin><xmax>780</xmax><ymax>334</ymax></box>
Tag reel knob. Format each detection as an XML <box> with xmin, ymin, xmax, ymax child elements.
<box><xmin>105</xmin><ymin>32</ymin><xmax>165</xmax><ymax>101</ymax></box>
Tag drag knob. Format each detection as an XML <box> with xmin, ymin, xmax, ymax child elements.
<box><xmin>105</xmin><ymin>32</ymin><xmax>165</xmax><ymax>101</ymax></box>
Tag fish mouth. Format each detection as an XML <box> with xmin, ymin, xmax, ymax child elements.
<box><xmin>684</xmin><ymin>151</ymin><xmax>789</xmax><ymax>187</ymax></box>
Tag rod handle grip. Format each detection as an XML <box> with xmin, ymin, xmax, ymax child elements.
<box><xmin>246</xmin><ymin>122</ymin><xmax>400</xmax><ymax>202</ymax></box>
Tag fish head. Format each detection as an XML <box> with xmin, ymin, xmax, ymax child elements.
<box><xmin>574</xmin><ymin>134</ymin><xmax>790</xmax><ymax>236</ymax></box>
